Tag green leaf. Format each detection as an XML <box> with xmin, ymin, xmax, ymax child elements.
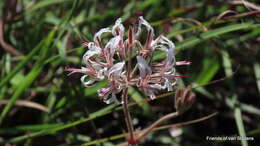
<box><xmin>0</xmin><ymin>41</ymin><xmax>43</xmax><ymax>89</ymax></box>
<box><xmin>253</xmin><ymin>63</ymin><xmax>260</xmax><ymax>93</ymax></box>
<box><xmin>0</xmin><ymin>89</ymin><xmax>175</xmax><ymax>144</ymax></box>
<box><xmin>0</xmin><ymin>124</ymin><xmax>62</xmax><ymax>134</ymax></box>
<box><xmin>222</xmin><ymin>51</ymin><xmax>248</xmax><ymax>146</ymax></box>
<box><xmin>0</xmin><ymin>64</ymin><xmax>43</xmax><ymax>124</ymax></box>
<box><xmin>0</xmin><ymin>29</ymin><xmax>57</xmax><ymax>125</ymax></box>
<box><xmin>222</xmin><ymin>50</ymin><xmax>233</xmax><ymax>77</ymax></box>
<box><xmin>153</xmin><ymin>23</ymin><xmax>255</xmax><ymax>61</ymax></box>
<box><xmin>0</xmin><ymin>104</ymin><xmax>117</xmax><ymax>144</ymax></box>
<box><xmin>175</xmin><ymin>22</ymin><xmax>254</xmax><ymax>52</ymax></box>
<box><xmin>234</xmin><ymin>105</ymin><xmax>248</xmax><ymax>146</ymax></box>
<box><xmin>195</xmin><ymin>58</ymin><xmax>220</xmax><ymax>85</ymax></box>
<box><xmin>25</xmin><ymin>0</ymin><xmax>73</xmax><ymax>14</ymax></box>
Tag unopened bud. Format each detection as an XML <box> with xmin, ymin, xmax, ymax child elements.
<box><xmin>175</xmin><ymin>87</ymin><xmax>196</xmax><ymax>114</ymax></box>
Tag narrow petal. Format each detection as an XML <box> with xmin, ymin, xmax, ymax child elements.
<box><xmin>80</xmin><ymin>75</ymin><xmax>96</xmax><ymax>87</ymax></box>
<box><xmin>155</xmin><ymin>36</ymin><xmax>176</xmax><ymax>70</ymax></box>
<box><xmin>150</xmin><ymin>83</ymin><xmax>165</xmax><ymax>90</ymax></box>
<box><xmin>83</xmin><ymin>42</ymin><xmax>101</xmax><ymax>62</ymax></box>
<box><xmin>83</xmin><ymin>49</ymin><xmax>100</xmax><ymax>61</ymax></box>
<box><xmin>65</xmin><ymin>67</ymin><xmax>88</xmax><ymax>76</ymax></box>
<box><xmin>105</xmin><ymin>36</ymin><xmax>121</xmax><ymax>56</ymax></box>
<box><xmin>161</xmin><ymin>35</ymin><xmax>175</xmax><ymax>50</ymax></box>
<box><xmin>94</xmin><ymin>28</ymin><xmax>111</xmax><ymax>45</ymax></box>
<box><xmin>166</xmin><ymin>46</ymin><xmax>174</xmax><ymax>66</ymax></box>
<box><xmin>98</xmin><ymin>87</ymin><xmax>110</xmax><ymax>97</ymax></box>
<box><xmin>151</xmin><ymin>35</ymin><xmax>162</xmax><ymax>49</ymax></box>
<box><xmin>82</xmin><ymin>42</ymin><xmax>88</xmax><ymax>47</ymax></box>
<box><xmin>112</xmin><ymin>18</ymin><xmax>125</xmax><ymax>37</ymax></box>
<box><xmin>144</xmin><ymin>29</ymin><xmax>154</xmax><ymax>50</ymax></box>
<box><xmin>137</xmin><ymin>56</ymin><xmax>152</xmax><ymax>77</ymax></box>
<box><xmin>139</xmin><ymin>16</ymin><xmax>154</xmax><ymax>36</ymax></box>
<box><xmin>176</xmin><ymin>61</ymin><xmax>191</xmax><ymax>66</ymax></box>
<box><xmin>173</xmin><ymin>75</ymin><xmax>190</xmax><ymax>78</ymax></box>
<box><xmin>108</xmin><ymin>62</ymin><xmax>125</xmax><ymax>78</ymax></box>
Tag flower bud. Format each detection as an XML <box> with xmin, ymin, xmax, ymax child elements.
<box><xmin>174</xmin><ymin>87</ymin><xmax>196</xmax><ymax>114</ymax></box>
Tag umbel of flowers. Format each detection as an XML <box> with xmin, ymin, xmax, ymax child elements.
<box><xmin>66</xmin><ymin>16</ymin><xmax>190</xmax><ymax>104</ymax></box>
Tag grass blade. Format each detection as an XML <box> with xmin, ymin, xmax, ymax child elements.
<box><xmin>153</xmin><ymin>23</ymin><xmax>255</xmax><ymax>61</ymax></box>
<box><xmin>222</xmin><ymin>50</ymin><xmax>248</xmax><ymax>146</ymax></box>
<box><xmin>234</xmin><ymin>105</ymin><xmax>248</xmax><ymax>146</ymax></box>
<box><xmin>253</xmin><ymin>63</ymin><xmax>260</xmax><ymax>93</ymax></box>
<box><xmin>0</xmin><ymin>29</ymin><xmax>57</xmax><ymax>125</ymax></box>
<box><xmin>0</xmin><ymin>41</ymin><xmax>42</xmax><ymax>89</ymax></box>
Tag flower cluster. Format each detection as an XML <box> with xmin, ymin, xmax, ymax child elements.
<box><xmin>66</xmin><ymin>16</ymin><xmax>190</xmax><ymax>104</ymax></box>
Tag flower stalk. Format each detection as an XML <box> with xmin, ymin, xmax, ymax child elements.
<box><xmin>136</xmin><ymin>111</ymin><xmax>179</xmax><ymax>142</ymax></box>
<box><xmin>122</xmin><ymin>88</ymin><xmax>135</xmax><ymax>145</ymax></box>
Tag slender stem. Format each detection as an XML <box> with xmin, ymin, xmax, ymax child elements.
<box><xmin>122</xmin><ymin>88</ymin><xmax>135</xmax><ymax>144</ymax></box>
<box><xmin>136</xmin><ymin>112</ymin><xmax>179</xmax><ymax>141</ymax></box>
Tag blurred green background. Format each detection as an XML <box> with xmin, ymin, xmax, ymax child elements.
<box><xmin>0</xmin><ymin>0</ymin><xmax>259</xmax><ymax>145</ymax></box>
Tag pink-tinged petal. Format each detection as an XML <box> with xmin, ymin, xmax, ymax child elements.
<box><xmin>82</xmin><ymin>42</ymin><xmax>88</xmax><ymax>47</ymax></box>
<box><xmin>161</xmin><ymin>35</ymin><xmax>175</xmax><ymax>49</ymax></box>
<box><xmin>155</xmin><ymin>36</ymin><xmax>176</xmax><ymax>70</ymax></box>
<box><xmin>108</xmin><ymin>62</ymin><xmax>125</xmax><ymax>78</ymax></box>
<box><xmin>83</xmin><ymin>49</ymin><xmax>100</xmax><ymax>61</ymax></box>
<box><xmin>83</xmin><ymin>42</ymin><xmax>102</xmax><ymax>62</ymax></box>
<box><xmin>98</xmin><ymin>86</ymin><xmax>121</xmax><ymax>104</ymax></box>
<box><xmin>174</xmin><ymin>75</ymin><xmax>190</xmax><ymax>78</ymax></box>
<box><xmin>151</xmin><ymin>35</ymin><xmax>162</xmax><ymax>49</ymax></box>
<box><xmin>80</xmin><ymin>75</ymin><xmax>96</xmax><ymax>87</ymax></box>
<box><xmin>105</xmin><ymin>36</ymin><xmax>121</xmax><ymax>56</ymax></box>
<box><xmin>176</xmin><ymin>61</ymin><xmax>191</xmax><ymax>66</ymax></box>
<box><xmin>140</xmin><ymin>17</ymin><xmax>154</xmax><ymax>50</ymax></box>
<box><xmin>65</xmin><ymin>67</ymin><xmax>88</xmax><ymax>76</ymax></box>
<box><xmin>112</xmin><ymin>18</ymin><xmax>125</xmax><ymax>37</ymax></box>
<box><xmin>94</xmin><ymin>28</ymin><xmax>111</xmax><ymax>46</ymax></box>
<box><xmin>144</xmin><ymin>29</ymin><xmax>154</xmax><ymax>50</ymax></box>
<box><xmin>139</xmin><ymin>16</ymin><xmax>154</xmax><ymax>36</ymax></box>
<box><xmin>137</xmin><ymin>56</ymin><xmax>152</xmax><ymax>77</ymax></box>
<box><xmin>98</xmin><ymin>87</ymin><xmax>110</xmax><ymax>98</ymax></box>
<box><xmin>161</xmin><ymin>36</ymin><xmax>175</xmax><ymax>58</ymax></box>
<box><xmin>165</xmin><ymin>67</ymin><xmax>176</xmax><ymax>75</ymax></box>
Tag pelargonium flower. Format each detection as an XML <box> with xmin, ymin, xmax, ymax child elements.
<box><xmin>66</xmin><ymin>16</ymin><xmax>190</xmax><ymax>104</ymax></box>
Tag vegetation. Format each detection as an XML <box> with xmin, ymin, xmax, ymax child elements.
<box><xmin>0</xmin><ymin>0</ymin><xmax>259</xmax><ymax>145</ymax></box>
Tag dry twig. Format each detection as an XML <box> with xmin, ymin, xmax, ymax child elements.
<box><xmin>0</xmin><ymin>99</ymin><xmax>50</xmax><ymax>113</ymax></box>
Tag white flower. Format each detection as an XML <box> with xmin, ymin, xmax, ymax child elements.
<box><xmin>66</xmin><ymin>16</ymin><xmax>190</xmax><ymax>104</ymax></box>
